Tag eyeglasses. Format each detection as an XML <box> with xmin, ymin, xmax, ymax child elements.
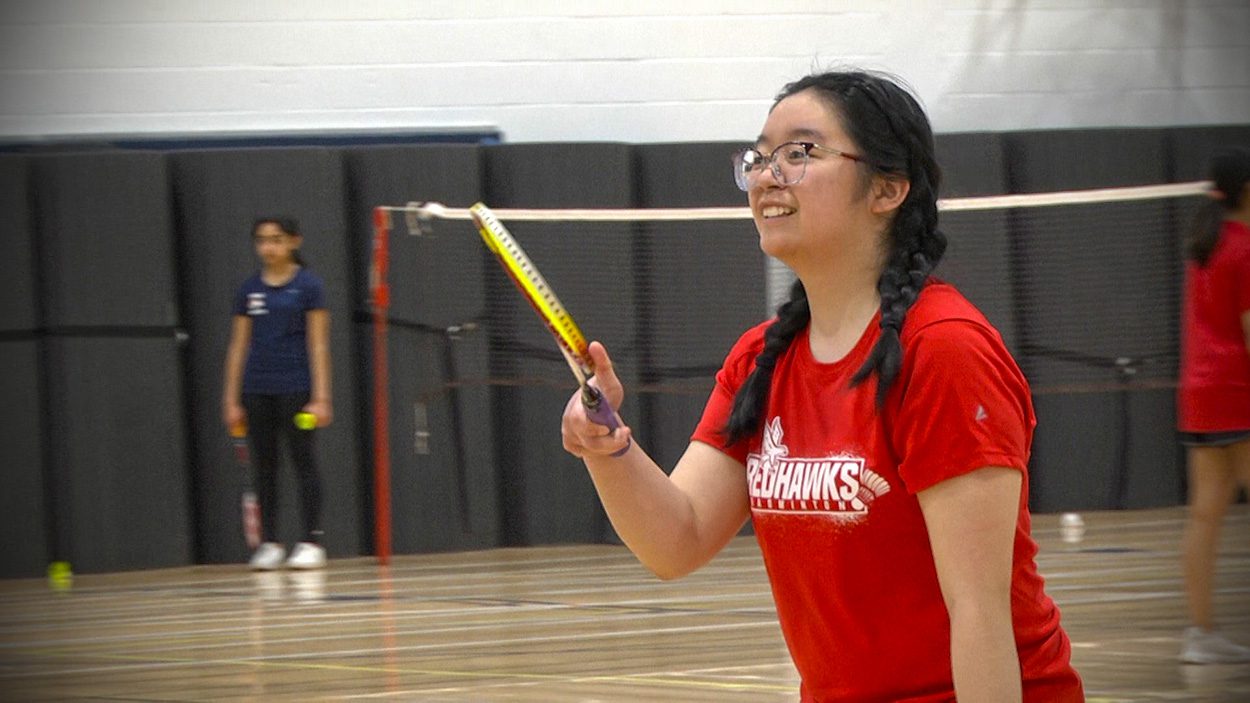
<box><xmin>732</xmin><ymin>141</ymin><xmax>864</xmax><ymax>191</ymax></box>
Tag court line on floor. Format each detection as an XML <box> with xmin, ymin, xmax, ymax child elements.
<box><xmin>3</xmin><ymin>647</ymin><xmax>800</xmax><ymax>696</ymax></box>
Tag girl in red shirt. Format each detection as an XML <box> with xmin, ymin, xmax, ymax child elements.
<box><xmin>562</xmin><ymin>70</ymin><xmax>1083</xmax><ymax>701</ymax></box>
<box><xmin>1177</xmin><ymin>146</ymin><xmax>1250</xmax><ymax>664</ymax></box>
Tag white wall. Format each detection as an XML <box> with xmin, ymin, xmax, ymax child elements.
<box><xmin>1</xmin><ymin>0</ymin><xmax>1246</xmax><ymax>144</ymax></box>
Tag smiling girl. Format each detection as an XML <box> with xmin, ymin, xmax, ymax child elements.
<box><xmin>561</xmin><ymin>70</ymin><xmax>1083</xmax><ymax>702</ymax></box>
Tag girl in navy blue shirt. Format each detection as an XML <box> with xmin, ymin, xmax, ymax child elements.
<box><xmin>222</xmin><ymin>217</ymin><xmax>333</xmax><ymax>570</ymax></box>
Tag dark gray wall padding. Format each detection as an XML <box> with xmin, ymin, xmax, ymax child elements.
<box><xmin>0</xmin><ymin>341</ymin><xmax>48</xmax><ymax>577</ymax></box>
<box><xmin>343</xmin><ymin>145</ymin><xmax>484</xmax><ymax>314</ymax></box>
<box><xmin>1006</xmin><ymin>129</ymin><xmax>1174</xmax><ymax>388</ymax></box>
<box><xmin>0</xmin><ymin>157</ymin><xmax>47</xmax><ymax>578</ymax></box>
<box><xmin>377</xmin><ymin>330</ymin><xmax>497</xmax><ymax>552</ymax></box>
<box><xmin>31</xmin><ymin>152</ymin><xmax>179</xmax><ymax>328</ymax></box>
<box><xmin>21</xmin><ymin>151</ymin><xmax>192</xmax><ymax>575</ymax></box>
<box><xmin>0</xmin><ymin>157</ymin><xmax>36</xmax><ymax>332</ymax></box>
<box><xmin>1167</xmin><ymin>125</ymin><xmax>1250</xmax><ymax>182</ymax></box>
<box><xmin>1006</xmin><ymin>129</ymin><xmax>1180</xmax><ymax>511</ymax></box>
<box><xmin>1005</xmin><ymin>129</ymin><xmax>1176</xmax><ymax>387</ymax></box>
<box><xmin>631</xmin><ymin>142</ymin><xmax>766</xmax><ymax>483</ymax></box>
<box><xmin>171</xmin><ymin>148</ymin><xmax>361</xmax><ymax>562</ymax></box>
<box><xmin>932</xmin><ymin>133</ymin><xmax>1017</xmax><ymax>353</ymax></box>
<box><xmin>1029</xmin><ymin>390</ymin><xmax>1183</xmax><ymax>512</ymax></box>
<box><xmin>936</xmin><ymin>132</ymin><xmax>1010</xmax><ymax>198</ymax></box>
<box><xmin>344</xmin><ymin>145</ymin><xmax>499</xmax><ymax>553</ymax></box>
<box><xmin>483</xmin><ymin>143</ymin><xmax>635</xmax><ymax>545</ymax></box>
<box><xmin>44</xmin><ymin>337</ymin><xmax>192</xmax><ymax>573</ymax></box>
<box><xmin>1007</xmin><ymin>128</ymin><xmax>1172</xmax><ymax>192</ymax></box>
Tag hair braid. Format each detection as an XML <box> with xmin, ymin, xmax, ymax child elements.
<box><xmin>851</xmin><ymin>135</ymin><xmax>946</xmax><ymax>408</ymax></box>
<box><xmin>721</xmin><ymin>280</ymin><xmax>810</xmax><ymax>445</ymax></box>
<box><xmin>721</xmin><ymin>69</ymin><xmax>947</xmax><ymax>443</ymax></box>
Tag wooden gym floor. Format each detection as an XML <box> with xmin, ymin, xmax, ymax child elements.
<box><xmin>1</xmin><ymin>506</ymin><xmax>1247</xmax><ymax>702</ymax></box>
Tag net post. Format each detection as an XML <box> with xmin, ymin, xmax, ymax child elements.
<box><xmin>370</xmin><ymin>206</ymin><xmax>393</xmax><ymax>566</ymax></box>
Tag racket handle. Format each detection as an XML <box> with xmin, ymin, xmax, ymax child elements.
<box><xmin>242</xmin><ymin>490</ymin><xmax>261</xmax><ymax>549</ymax></box>
<box><xmin>231</xmin><ymin>435</ymin><xmax>249</xmax><ymax>466</ymax></box>
<box><xmin>581</xmin><ymin>385</ymin><xmax>630</xmax><ymax>458</ymax></box>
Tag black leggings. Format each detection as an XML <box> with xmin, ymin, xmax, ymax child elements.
<box><xmin>242</xmin><ymin>393</ymin><xmax>322</xmax><ymax>543</ymax></box>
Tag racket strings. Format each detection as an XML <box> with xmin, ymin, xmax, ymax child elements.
<box><xmin>471</xmin><ymin>203</ymin><xmax>596</xmax><ymax>382</ymax></box>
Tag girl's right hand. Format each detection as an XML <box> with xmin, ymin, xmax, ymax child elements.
<box><xmin>223</xmin><ymin>403</ymin><xmax>246</xmax><ymax>431</ymax></box>
<box><xmin>561</xmin><ymin>341</ymin><xmax>632</xmax><ymax>458</ymax></box>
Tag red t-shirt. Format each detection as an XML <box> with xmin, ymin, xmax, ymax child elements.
<box><xmin>1178</xmin><ymin>220</ymin><xmax>1250</xmax><ymax>432</ymax></box>
<box><xmin>692</xmin><ymin>282</ymin><xmax>1083</xmax><ymax>702</ymax></box>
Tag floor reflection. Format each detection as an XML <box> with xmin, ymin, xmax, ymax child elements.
<box><xmin>250</xmin><ymin>569</ymin><xmax>327</xmax><ymax>603</ymax></box>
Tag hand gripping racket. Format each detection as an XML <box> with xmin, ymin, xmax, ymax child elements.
<box><xmin>230</xmin><ymin>422</ymin><xmax>262</xmax><ymax>549</ymax></box>
<box><xmin>469</xmin><ymin>202</ymin><xmax>630</xmax><ymax>457</ymax></box>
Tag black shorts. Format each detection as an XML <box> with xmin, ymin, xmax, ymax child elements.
<box><xmin>1179</xmin><ymin>430</ymin><xmax>1250</xmax><ymax>447</ymax></box>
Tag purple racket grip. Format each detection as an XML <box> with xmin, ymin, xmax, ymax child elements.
<box><xmin>581</xmin><ymin>385</ymin><xmax>630</xmax><ymax>457</ymax></box>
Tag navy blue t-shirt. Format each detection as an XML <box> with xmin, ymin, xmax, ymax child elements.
<box><xmin>233</xmin><ymin>267</ymin><xmax>326</xmax><ymax>394</ymax></box>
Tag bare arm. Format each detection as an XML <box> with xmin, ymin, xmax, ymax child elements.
<box><xmin>304</xmin><ymin>308</ymin><xmax>333</xmax><ymax>426</ymax></box>
<box><xmin>917</xmin><ymin>467</ymin><xmax>1023</xmax><ymax>703</ymax></box>
<box><xmin>1242</xmin><ymin>309</ymin><xmax>1250</xmax><ymax>355</ymax></box>
<box><xmin>563</xmin><ymin>342</ymin><xmax>751</xmax><ymax>579</ymax></box>
<box><xmin>222</xmin><ymin>315</ymin><xmax>252</xmax><ymax>428</ymax></box>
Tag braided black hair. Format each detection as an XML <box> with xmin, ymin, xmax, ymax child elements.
<box><xmin>722</xmin><ymin>70</ymin><xmax>947</xmax><ymax>446</ymax></box>
<box><xmin>1187</xmin><ymin>146</ymin><xmax>1250</xmax><ymax>266</ymax></box>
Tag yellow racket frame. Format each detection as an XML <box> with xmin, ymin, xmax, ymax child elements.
<box><xmin>469</xmin><ymin>202</ymin><xmax>594</xmax><ymax>384</ymax></box>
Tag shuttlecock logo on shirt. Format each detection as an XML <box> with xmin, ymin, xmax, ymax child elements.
<box><xmin>746</xmin><ymin>417</ymin><xmax>891</xmax><ymax>517</ymax></box>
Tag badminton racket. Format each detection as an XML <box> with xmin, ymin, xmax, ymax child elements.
<box><xmin>230</xmin><ymin>422</ymin><xmax>262</xmax><ymax>549</ymax></box>
<box><xmin>469</xmin><ymin>202</ymin><xmax>629</xmax><ymax>456</ymax></box>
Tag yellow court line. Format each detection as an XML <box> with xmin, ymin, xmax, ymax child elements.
<box><xmin>12</xmin><ymin>649</ymin><xmax>799</xmax><ymax>694</ymax></box>
<box><xmin>9</xmin><ymin>649</ymin><xmax>1157</xmax><ymax>699</ymax></box>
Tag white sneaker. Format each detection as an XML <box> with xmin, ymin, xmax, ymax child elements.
<box><xmin>249</xmin><ymin>542</ymin><xmax>286</xmax><ymax>571</ymax></box>
<box><xmin>285</xmin><ymin>542</ymin><xmax>326</xmax><ymax>570</ymax></box>
<box><xmin>1180</xmin><ymin>626</ymin><xmax>1250</xmax><ymax>664</ymax></box>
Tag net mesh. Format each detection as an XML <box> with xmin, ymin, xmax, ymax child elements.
<box><xmin>377</xmin><ymin>182</ymin><xmax>1207</xmax><ymax>403</ymax></box>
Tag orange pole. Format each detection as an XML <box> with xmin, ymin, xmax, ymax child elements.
<box><xmin>370</xmin><ymin>207</ymin><xmax>392</xmax><ymax>565</ymax></box>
